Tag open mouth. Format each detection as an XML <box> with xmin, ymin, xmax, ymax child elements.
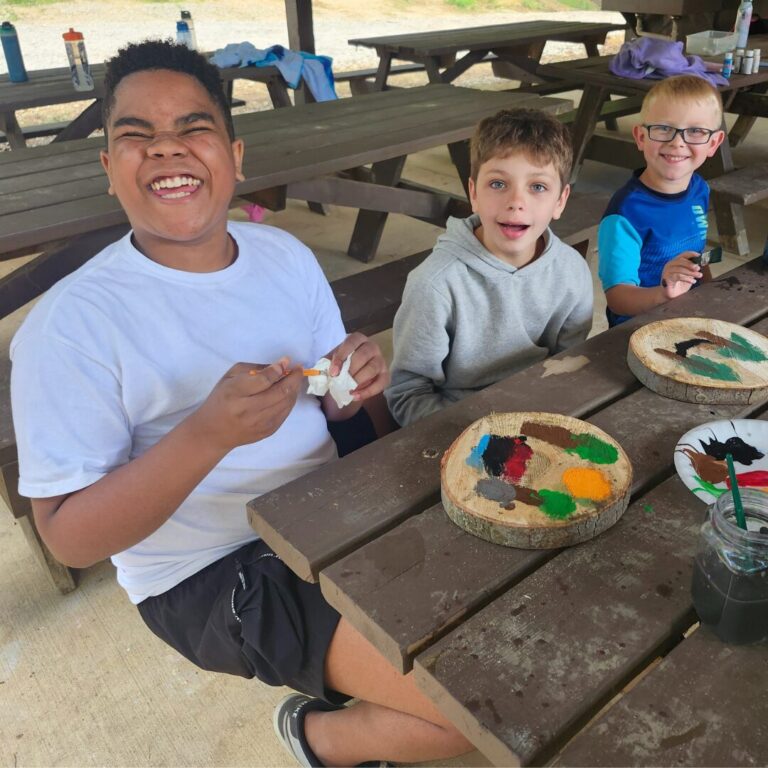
<box><xmin>499</xmin><ymin>222</ymin><xmax>530</xmax><ymax>238</ymax></box>
<box><xmin>149</xmin><ymin>175</ymin><xmax>202</xmax><ymax>199</ymax></box>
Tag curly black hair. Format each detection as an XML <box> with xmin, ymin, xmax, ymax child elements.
<box><xmin>102</xmin><ymin>39</ymin><xmax>235</xmax><ymax>141</ymax></box>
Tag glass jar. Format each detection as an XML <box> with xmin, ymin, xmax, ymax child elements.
<box><xmin>691</xmin><ymin>489</ymin><xmax>768</xmax><ymax>644</ymax></box>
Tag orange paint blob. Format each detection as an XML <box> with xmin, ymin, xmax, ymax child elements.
<box><xmin>562</xmin><ymin>467</ymin><xmax>611</xmax><ymax>501</ymax></box>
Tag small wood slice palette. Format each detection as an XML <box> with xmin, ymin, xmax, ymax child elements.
<box><xmin>628</xmin><ymin>318</ymin><xmax>768</xmax><ymax>404</ymax></box>
<box><xmin>441</xmin><ymin>412</ymin><xmax>632</xmax><ymax>549</ymax></box>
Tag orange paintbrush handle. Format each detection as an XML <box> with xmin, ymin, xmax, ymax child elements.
<box><xmin>302</xmin><ymin>368</ymin><xmax>324</xmax><ymax>377</ymax></box>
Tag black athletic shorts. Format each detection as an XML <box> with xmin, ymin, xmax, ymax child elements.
<box><xmin>137</xmin><ymin>539</ymin><xmax>347</xmax><ymax>705</ymax></box>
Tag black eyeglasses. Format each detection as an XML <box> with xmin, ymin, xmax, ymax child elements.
<box><xmin>643</xmin><ymin>124</ymin><xmax>718</xmax><ymax>145</ymax></box>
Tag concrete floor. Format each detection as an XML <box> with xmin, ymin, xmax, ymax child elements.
<box><xmin>1</xmin><ymin>92</ymin><xmax>767</xmax><ymax>767</ymax></box>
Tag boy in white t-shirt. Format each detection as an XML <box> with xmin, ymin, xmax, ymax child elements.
<box><xmin>10</xmin><ymin>41</ymin><xmax>471</xmax><ymax>767</ymax></box>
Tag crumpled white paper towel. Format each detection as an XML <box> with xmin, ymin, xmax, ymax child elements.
<box><xmin>305</xmin><ymin>354</ymin><xmax>357</xmax><ymax>408</ymax></box>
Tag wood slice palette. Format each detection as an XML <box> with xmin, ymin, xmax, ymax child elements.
<box><xmin>441</xmin><ymin>412</ymin><xmax>632</xmax><ymax>549</ymax></box>
<box><xmin>628</xmin><ymin>318</ymin><xmax>768</xmax><ymax>404</ymax></box>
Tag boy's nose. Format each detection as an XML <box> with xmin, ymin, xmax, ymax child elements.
<box><xmin>147</xmin><ymin>133</ymin><xmax>188</xmax><ymax>157</ymax></box>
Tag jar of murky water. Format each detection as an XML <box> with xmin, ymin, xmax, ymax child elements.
<box><xmin>691</xmin><ymin>489</ymin><xmax>768</xmax><ymax>644</ymax></box>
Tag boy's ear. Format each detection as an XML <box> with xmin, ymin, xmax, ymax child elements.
<box><xmin>706</xmin><ymin>129</ymin><xmax>726</xmax><ymax>157</ymax></box>
<box><xmin>632</xmin><ymin>123</ymin><xmax>646</xmax><ymax>152</ymax></box>
<box><xmin>232</xmin><ymin>139</ymin><xmax>245</xmax><ymax>182</ymax></box>
<box><xmin>468</xmin><ymin>177</ymin><xmax>478</xmax><ymax>213</ymax></box>
<box><xmin>551</xmin><ymin>183</ymin><xmax>571</xmax><ymax>221</ymax></box>
<box><xmin>100</xmin><ymin>150</ymin><xmax>116</xmax><ymax>196</ymax></box>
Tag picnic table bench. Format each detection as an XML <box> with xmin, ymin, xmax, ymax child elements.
<box><xmin>248</xmin><ymin>256</ymin><xmax>768</xmax><ymax>765</ymax></box>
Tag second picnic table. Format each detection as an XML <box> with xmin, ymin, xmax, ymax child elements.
<box><xmin>348</xmin><ymin>20</ymin><xmax>626</xmax><ymax>92</ymax></box>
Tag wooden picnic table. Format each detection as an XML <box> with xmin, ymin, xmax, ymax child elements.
<box><xmin>348</xmin><ymin>20</ymin><xmax>626</xmax><ymax>92</ymax></box>
<box><xmin>536</xmin><ymin>35</ymin><xmax>768</xmax><ymax>257</ymax></box>
<box><xmin>0</xmin><ymin>60</ymin><xmax>292</xmax><ymax>149</ymax></box>
<box><xmin>248</xmin><ymin>256</ymin><xmax>768</xmax><ymax>766</ymax></box>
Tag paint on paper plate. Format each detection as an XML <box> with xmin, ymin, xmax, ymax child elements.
<box><xmin>675</xmin><ymin>419</ymin><xmax>768</xmax><ymax>504</ymax></box>
<box><xmin>466</xmin><ymin>420</ymin><xmax>619</xmax><ymax>520</ymax></box>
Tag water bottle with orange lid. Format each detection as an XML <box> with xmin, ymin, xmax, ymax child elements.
<box><xmin>62</xmin><ymin>27</ymin><xmax>94</xmax><ymax>92</ymax></box>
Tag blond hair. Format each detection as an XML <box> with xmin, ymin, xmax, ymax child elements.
<box><xmin>470</xmin><ymin>108</ymin><xmax>572</xmax><ymax>189</ymax></box>
<box><xmin>641</xmin><ymin>75</ymin><xmax>723</xmax><ymax>125</ymax></box>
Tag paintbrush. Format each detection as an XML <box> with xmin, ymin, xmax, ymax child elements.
<box><xmin>302</xmin><ymin>368</ymin><xmax>326</xmax><ymax>377</ymax></box>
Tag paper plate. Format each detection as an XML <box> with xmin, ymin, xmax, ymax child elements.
<box><xmin>674</xmin><ymin>419</ymin><xmax>768</xmax><ymax>504</ymax></box>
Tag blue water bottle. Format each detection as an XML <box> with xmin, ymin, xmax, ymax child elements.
<box><xmin>176</xmin><ymin>20</ymin><xmax>193</xmax><ymax>49</ymax></box>
<box><xmin>1</xmin><ymin>21</ymin><xmax>28</xmax><ymax>83</ymax></box>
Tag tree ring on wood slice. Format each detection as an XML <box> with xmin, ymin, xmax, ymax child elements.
<box><xmin>627</xmin><ymin>318</ymin><xmax>768</xmax><ymax>404</ymax></box>
<box><xmin>440</xmin><ymin>411</ymin><xmax>632</xmax><ymax>549</ymax></box>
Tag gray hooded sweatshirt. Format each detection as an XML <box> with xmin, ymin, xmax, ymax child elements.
<box><xmin>385</xmin><ymin>214</ymin><xmax>593</xmax><ymax>427</ymax></box>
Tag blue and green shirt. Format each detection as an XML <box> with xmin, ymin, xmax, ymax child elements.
<box><xmin>598</xmin><ymin>171</ymin><xmax>709</xmax><ymax>326</ymax></box>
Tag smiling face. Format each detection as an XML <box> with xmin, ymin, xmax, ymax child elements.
<box><xmin>468</xmin><ymin>151</ymin><xmax>570</xmax><ymax>268</ymax></box>
<box><xmin>100</xmin><ymin>69</ymin><xmax>244</xmax><ymax>270</ymax></box>
<box><xmin>633</xmin><ymin>94</ymin><xmax>724</xmax><ymax>194</ymax></box>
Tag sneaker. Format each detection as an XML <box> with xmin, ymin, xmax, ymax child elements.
<box><xmin>273</xmin><ymin>693</ymin><xmax>340</xmax><ymax>767</ymax></box>
<box><xmin>272</xmin><ymin>693</ymin><xmax>393</xmax><ymax>768</ymax></box>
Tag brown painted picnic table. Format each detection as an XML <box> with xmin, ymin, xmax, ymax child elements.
<box><xmin>348</xmin><ymin>20</ymin><xmax>626</xmax><ymax>92</ymax></box>
<box><xmin>248</xmin><ymin>256</ymin><xmax>768</xmax><ymax>766</ymax></box>
<box><xmin>0</xmin><ymin>59</ymin><xmax>292</xmax><ymax>149</ymax></box>
<box><xmin>536</xmin><ymin>34</ymin><xmax>768</xmax><ymax>258</ymax></box>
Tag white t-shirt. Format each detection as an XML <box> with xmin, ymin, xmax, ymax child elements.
<box><xmin>11</xmin><ymin>222</ymin><xmax>345</xmax><ymax>603</ymax></box>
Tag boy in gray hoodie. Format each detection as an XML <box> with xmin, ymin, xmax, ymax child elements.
<box><xmin>386</xmin><ymin>108</ymin><xmax>594</xmax><ymax>426</ymax></box>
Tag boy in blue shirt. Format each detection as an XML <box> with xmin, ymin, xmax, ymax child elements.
<box><xmin>598</xmin><ymin>75</ymin><xmax>725</xmax><ymax>326</ymax></box>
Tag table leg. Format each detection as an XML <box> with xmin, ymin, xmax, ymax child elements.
<box><xmin>423</xmin><ymin>56</ymin><xmax>444</xmax><ymax>84</ymax></box>
<box><xmin>373</xmin><ymin>51</ymin><xmax>394</xmax><ymax>91</ymax></box>
<box><xmin>448</xmin><ymin>140</ymin><xmax>471</xmax><ymax>199</ymax></box>
<box><xmin>439</xmin><ymin>49</ymin><xmax>491</xmax><ymax>84</ymax></box>
<box><xmin>705</xmin><ymin>136</ymin><xmax>749</xmax><ymax>257</ymax></box>
<box><xmin>53</xmin><ymin>100</ymin><xmax>103</xmax><ymax>142</ymax></box>
<box><xmin>266</xmin><ymin>77</ymin><xmax>293</xmax><ymax>108</ymax></box>
<box><xmin>569</xmin><ymin>85</ymin><xmax>610</xmax><ymax>185</ymax></box>
<box><xmin>0</xmin><ymin>110</ymin><xmax>27</xmax><ymax>149</ymax></box>
<box><xmin>347</xmin><ymin>155</ymin><xmax>406</xmax><ymax>262</ymax></box>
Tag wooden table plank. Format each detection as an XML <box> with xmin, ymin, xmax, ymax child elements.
<box><xmin>249</xmin><ymin>261</ymin><xmax>768</xmax><ymax>583</ymax></box>
<box><xmin>552</xmin><ymin>626</ymin><xmax>768</xmax><ymax>767</ymax></box>
<box><xmin>411</xmin><ymin>476</ymin><xmax>714</xmax><ymax>766</ymax></box>
<box><xmin>349</xmin><ymin>21</ymin><xmax>623</xmax><ymax>58</ymax></box>
<box><xmin>319</xmin><ymin>316</ymin><xmax>768</xmax><ymax>673</ymax></box>
<box><xmin>0</xmin><ymin>86</ymin><xmax>567</xmax><ymax>255</ymax></box>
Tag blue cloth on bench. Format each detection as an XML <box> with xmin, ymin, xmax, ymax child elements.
<box><xmin>210</xmin><ymin>43</ymin><xmax>337</xmax><ymax>102</ymax></box>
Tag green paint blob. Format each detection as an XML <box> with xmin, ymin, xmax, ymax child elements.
<box><xmin>642</xmin><ymin>503</ymin><xmax>654</xmax><ymax>514</ymax></box>
<box><xmin>538</xmin><ymin>489</ymin><xmax>577</xmax><ymax>519</ymax></box>
<box><xmin>683</xmin><ymin>354</ymin><xmax>741</xmax><ymax>382</ymax></box>
<box><xmin>693</xmin><ymin>475</ymin><xmax>727</xmax><ymax>498</ymax></box>
<box><xmin>565</xmin><ymin>433</ymin><xmax>619</xmax><ymax>464</ymax></box>
<box><xmin>717</xmin><ymin>332</ymin><xmax>768</xmax><ymax>363</ymax></box>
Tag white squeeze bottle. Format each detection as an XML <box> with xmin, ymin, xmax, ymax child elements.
<box><xmin>180</xmin><ymin>10</ymin><xmax>198</xmax><ymax>51</ymax></box>
<box><xmin>62</xmin><ymin>28</ymin><xmax>94</xmax><ymax>91</ymax></box>
<box><xmin>176</xmin><ymin>20</ymin><xmax>193</xmax><ymax>49</ymax></box>
<box><xmin>735</xmin><ymin>0</ymin><xmax>753</xmax><ymax>50</ymax></box>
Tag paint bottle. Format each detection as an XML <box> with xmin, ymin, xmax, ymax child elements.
<box><xmin>691</xmin><ymin>489</ymin><xmax>768</xmax><ymax>644</ymax></box>
<box><xmin>180</xmin><ymin>10</ymin><xmax>198</xmax><ymax>51</ymax></box>
<box><xmin>752</xmin><ymin>48</ymin><xmax>761</xmax><ymax>72</ymax></box>
<box><xmin>0</xmin><ymin>21</ymin><xmax>28</xmax><ymax>83</ymax></box>
<box><xmin>733</xmin><ymin>47</ymin><xmax>745</xmax><ymax>72</ymax></box>
<box><xmin>722</xmin><ymin>51</ymin><xmax>733</xmax><ymax>78</ymax></box>
<box><xmin>741</xmin><ymin>49</ymin><xmax>755</xmax><ymax>74</ymax></box>
<box><xmin>734</xmin><ymin>0</ymin><xmax>753</xmax><ymax>50</ymax></box>
<box><xmin>62</xmin><ymin>28</ymin><xmax>94</xmax><ymax>92</ymax></box>
<box><xmin>176</xmin><ymin>20</ymin><xmax>193</xmax><ymax>49</ymax></box>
